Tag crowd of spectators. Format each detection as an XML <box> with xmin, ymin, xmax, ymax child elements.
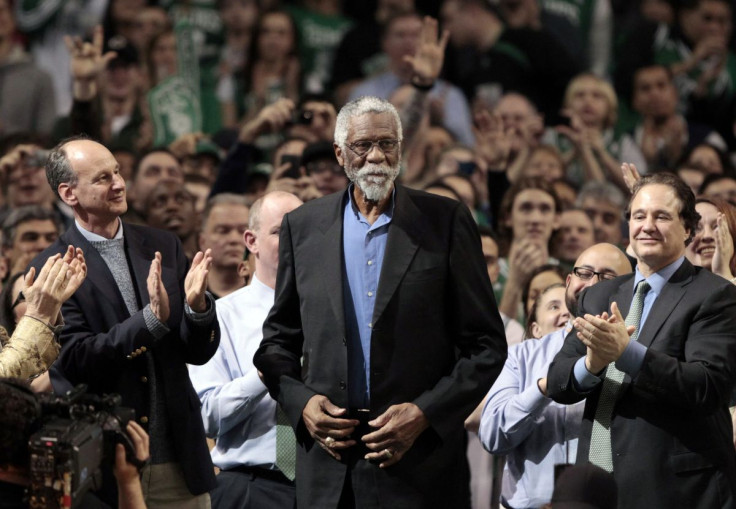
<box><xmin>1</xmin><ymin>0</ymin><xmax>736</xmax><ymax>508</ymax></box>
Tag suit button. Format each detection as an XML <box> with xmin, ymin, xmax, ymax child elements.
<box><xmin>140</xmin><ymin>376</ymin><xmax>148</xmax><ymax>383</ymax></box>
<box><xmin>339</xmin><ymin>381</ymin><xmax>346</xmax><ymax>390</ymax></box>
<box><xmin>126</xmin><ymin>355</ymin><xmax>132</xmax><ymax>360</ymax></box>
<box><xmin>135</xmin><ymin>348</ymin><xmax>142</xmax><ymax>355</ymax></box>
<box><xmin>140</xmin><ymin>416</ymin><xmax>149</xmax><ymax>424</ymax></box>
<box><xmin>140</xmin><ymin>346</ymin><xmax>147</xmax><ymax>353</ymax></box>
<box><xmin>210</xmin><ymin>331</ymin><xmax>215</xmax><ymax>342</ymax></box>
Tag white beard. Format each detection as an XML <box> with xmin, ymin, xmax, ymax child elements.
<box><xmin>346</xmin><ymin>162</ymin><xmax>399</xmax><ymax>203</ymax></box>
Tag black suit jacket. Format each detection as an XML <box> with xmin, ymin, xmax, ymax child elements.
<box><xmin>30</xmin><ymin>222</ymin><xmax>218</xmax><ymax>497</ymax></box>
<box><xmin>254</xmin><ymin>185</ymin><xmax>507</xmax><ymax>508</ymax></box>
<box><xmin>547</xmin><ymin>259</ymin><xmax>736</xmax><ymax>508</ymax></box>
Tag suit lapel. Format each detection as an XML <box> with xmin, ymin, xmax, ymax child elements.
<box><xmin>372</xmin><ymin>185</ymin><xmax>421</xmax><ymax>325</ymax></box>
<box><xmin>317</xmin><ymin>193</ymin><xmax>348</xmax><ymax>336</ymax></box>
<box><xmin>64</xmin><ymin>223</ymin><xmax>130</xmax><ymax>318</ymax></box>
<box><xmin>636</xmin><ymin>260</ymin><xmax>693</xmax><ymax>348</ymax></box>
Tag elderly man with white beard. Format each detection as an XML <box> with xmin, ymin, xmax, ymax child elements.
<box><xmin>254</xmin><ymin>96</ymin><xmax>507</xmax><ymax>508</ymax></box>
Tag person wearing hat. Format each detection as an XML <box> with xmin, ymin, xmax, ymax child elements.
<box><xmin>300</xmin><ymin>140</ymin><xmax>348</xmax><ymax>197</ymax></box>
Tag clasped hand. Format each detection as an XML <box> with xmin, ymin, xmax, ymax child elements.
<box><xmin>574</xmin><ymin>302</ymin><xmax>636</xmax><ymax>374</ymax></box>
<box><xmin>302</xmin><ymin>396</ymin><xmax>428</xmax><ymax>468</ymax></box>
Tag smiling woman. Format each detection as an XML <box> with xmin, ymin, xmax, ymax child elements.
<box><xmin>685</xmin><ymin>196</ymin><xmax>736</xmax><ymax>281</ymax></box>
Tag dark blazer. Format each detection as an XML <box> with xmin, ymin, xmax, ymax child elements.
<box><xmin>547</xmin><ymin>259</ymin><xmax>736</xmax><ymax>509</ymax></box>
<box><xmin>254</xmin><ymin>185</ymin><xmax>508</xmax><ymax>508</ymax></box>
<box><xmin>30</xmin><ymin>222</ymin><xmax>218</xmax><ymax>497</ymax></box>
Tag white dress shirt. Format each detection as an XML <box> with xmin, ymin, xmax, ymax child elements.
<box><xmin>188</xmin><ymin>275</ymin><xmax>278</xmax><ymax>470</ymax></box>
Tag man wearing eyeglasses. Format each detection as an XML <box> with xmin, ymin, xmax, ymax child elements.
<box><xmin>254</xmin><ymin>95</ymin><xmax>507</xmax><ymax>508</ymax></box>
<box><xmin>467</xmin><ymin>242</ymin><xmax>632</xmax><ymax>508</ymax></box>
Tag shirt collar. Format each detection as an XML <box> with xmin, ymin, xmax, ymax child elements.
<box><xmin>75</xmin><ymin>218</ymin><xmax>124</xmax><ymax>242</ymax></box>
<box><xmin>633</xmin><ymin>255</ymin><xmax>685</xmax><ymax>295</ymax></box>
<box><xmin>345</xmin><ymin>183</ymin><xmax>396</xmax><ymax>228</ymax></box>
<box><xmin>249</xmin><ymin>273</ymin><xmax>275</xmax><ymax>297</ymax></box>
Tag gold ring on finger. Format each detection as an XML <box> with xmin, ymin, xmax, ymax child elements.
<box><xmin>384</xmin><ymin>448</ymin><xmax>393</xmax><ymax>459</ymax></box>
<box><xmin>324</xmin><ymin>436</ymin><xmax>335</xmax><ymax>447</ymax></box>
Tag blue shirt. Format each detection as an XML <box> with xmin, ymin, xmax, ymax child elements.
<box><xmin>342</xmin><ymin>186</ymin><xmax>394</xmax><ymax>408</ymax></box>
<box><xmin>573</xmin><ymin>256</ymin><xmax>685</xmax><ymax>389</ymax></box>
<box><xmin>480</xmin><ymin>324</ymin><xmax>583</xmax><ymax>508</ymax></box>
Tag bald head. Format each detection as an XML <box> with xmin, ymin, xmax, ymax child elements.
<box><xmin>246</xmin><ymin>191</ymin><xmax>303</xmax><ymax>288</ymax></box>
<box><xmin>565</xmin><ymin>243</ymin><xmax>633</xmax><ymax>315</ymax></box>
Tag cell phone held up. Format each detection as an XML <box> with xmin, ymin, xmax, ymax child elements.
<box><xmin>280</xmin><ymin>154</ymin><xmax>302</xmax><ymax>179</ymax></box>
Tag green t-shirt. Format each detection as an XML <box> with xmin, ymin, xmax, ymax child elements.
<box><xmin>286</xmin><ymin>5</ymin><xmax>352</xmax><ymax>94</ymax></box>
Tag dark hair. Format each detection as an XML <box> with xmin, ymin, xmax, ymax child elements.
<box><xmin>698</xmin><ymin>173</ymin><xmax>736</xmax><ymax>196</ymax></box>
<box><xmin>0</xmin><ymin>378</ymin><xmax>40</xmax><ymax>469</ymax></box>
<box><xmin>678</xmin><ymin>142</ymin><xmax>735</xmax><ymax>177</ymax></box>
<box><xmin>46</xmin><ymin>135</ymin><xmax>91</xmax><ymax>200</ymax></box>
<box><xmin>243</xmin><ymin>9</ymin><xmax>299</xmax><ymax>98</ymax></box>
<box><xmin>132</xmin><ymin>147</ymin><xmax>180</xmax><ymax>181</ymax></box>
<box><xmin>626</xmin><ymin>172</ymin><xmax>700</xmax><ymax>245</ymax></box>
<box><xmin>2</xmin><ymin>205</ymin><xmax>61</xmax><ymax>250</ymax></box>
<box><xmin>524</xmin><ymin>282</ymin><xmax>566</xmax><ymax>339</ymax></box>
<box><xmin>522</xmin><ymin>263</ymin><xmax>567</xmax><ymax>320</ymax></box>
<box><xmin>0</xmin><ymin>272</ymin><xmax>24</xmax><ymax>335</ymax></box>
<box><xmin>423</xmin><ymin>181</ymin><xmax>464</xmax><ymax>202</ymax></box>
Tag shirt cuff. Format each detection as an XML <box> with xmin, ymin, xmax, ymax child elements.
<box><xmin>143</xmin><ymin>305</ymin><xmax>170</xmax><ymax>340</ymax></box>
<box><xmin>615</xmin><ymin>340</ymin><xmax>647</xmax><ymax>376</ymax></box>
<box><xmin>185</xmin><ymin>292</ymin><xmax>216</xmax><ymax>325</ymax></box>
<box><xmin>516</xmin><ymin>382</ymin><xmax>551</xmax><ymax>414</ymax></box>
<box><xmin>573</xmin><ymin>357</ymin><xmax>603</xmax><ymax>392</ymax></box>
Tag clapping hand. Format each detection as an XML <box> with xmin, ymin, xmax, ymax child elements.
<box><xmin>712</xmin><ymin>213</ymin><xmax>735</xmax><ymax>281</ymax></box>
<box><xmin>147</xmin><ymin>251</ymin><xmax>170</xmax><ymax>323</ymax></box>
<box><xmin>185</xmin><ymin>249</ymin><xmax>212</xmax><ymax>312</ymax></box>
<box><xmin>24</xmin><ymin>246</ymin><xmax>87</xmax><ymax>325</ymax></box>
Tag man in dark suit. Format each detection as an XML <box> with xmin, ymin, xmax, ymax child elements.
<box><xmin>30</xmin><ymin>137</ymin><xmax>219</xmax><ymax>509</ymax></box>
<box><xmin>547</xmin><ymin>172</ymin><xmax>736</xmax><ymax>508</ymax></box>
<box><xmin>253</xmin><ymin>95</ymin><xmax>507</xmax><ymax>508</ymax></box>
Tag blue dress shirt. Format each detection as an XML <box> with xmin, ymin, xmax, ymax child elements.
<box><xmin>480</xmin><ymin>324</ymin><xmax>583</xmax><ymax>508</ymax></box>
<box><xmin>342</xmin><ymin>186</ymin><xmax>394</xmax><ymax>408</ymax></box>
<box><xmin>573</xmin><ymin>256</ymin><xmax>685</xmax><ymax>389</ymax></box>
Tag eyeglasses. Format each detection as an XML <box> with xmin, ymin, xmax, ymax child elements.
<box><xmin>572</xmin><ymin>267</ymin><xmax>617</xmax><ymax>281</ymax></box>
<box><xmin>346</xmin><ymin>139</ymin><xmax>400</xmax><ymax>157</ymax></box>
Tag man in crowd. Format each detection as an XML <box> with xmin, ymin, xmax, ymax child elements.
<box><xmin>143</xmin><ymin>180</ymin><xmax>200</xmax><ymax>260</ymax></box>
<box><xmin>197</xmin><ymin>194</ymin><xmax>250</xmax><ymax>299</ymax></box>
<box><xmin>31</xmin><ymin>136</ymin><xmax>219</xmax><ymax>509</ymax></box>
<box><xmin>299</xmin><ymin>140</ymin><xmax>348</xmax><ymax>197</ymax></box>
<box><xmin>575</xmin><ymin>181</ymin><xmax>626</xmax><ymax>247</ymax></box>
<box><xmin>1</xmin><ymin>206</ymin><xmax>60</xmax><ymax>281</ymax></box>
<box><xmin>190</xmin><ymin>191</ymin><xmax>303</xmax><ymax>509</ymax></box>
<box><xmin>552</xmin><ymin>208</ymin><xmax>596</xmax><ymax>269</ymax></box>
<box><xmin>254</xmin><ymin>95</ymin><xmax>506</xmax><ymax>507</ymax></box>
<box><xmin>469</xmin><ymin>242</ymin><xmax>632</xmax><ymax>508</ymax></box>
<box><xmin>126</xmin><ymin>148</ymin><xmax>184</xmax><ymax>224</ymax></box>
<box><xmin>548</xmin><ymin>173</ymin><xmax>736</xmax><ymax>508</ymax></box>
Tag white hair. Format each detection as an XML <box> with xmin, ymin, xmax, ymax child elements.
<box><xmin>334</xmin><ymin>96</ymin><xmax>403</xmax><ymax>149</ymax></box>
